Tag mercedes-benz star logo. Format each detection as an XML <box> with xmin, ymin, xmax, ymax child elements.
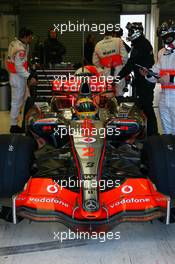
<box><xmin>84</xmin><ymin>199</ymin><xmax>99</xmax><ymax>211</ymax></box>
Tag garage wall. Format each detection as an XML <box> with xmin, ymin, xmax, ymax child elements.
<box><xmin>2</xmin><ymin>0</ymin><xmax>174</xmax><ymax>65</ymax></box>
<box><xmin>19</xmin><ymin>9</ymin><xmax>120</xmax><ymax>64</ymax></box>
<box><xmin>0</xmin><ymin>0</ymin><xmax>155</xmax><ymax>65</ymax></box>
<box><xmin>0</xmin><ymin>15</ymin><xmax>18</xmax><ymax>68</ymax></box>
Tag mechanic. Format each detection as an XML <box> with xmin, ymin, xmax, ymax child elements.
<box><xmin>140</xmin><ymin>19</ymin><xmax>175</xmax><ymax>135</ymax></box>
<box><xmin>7</xmin><ymin>27</ymin><xmax>37</xmax><ymax>133</ymax></box>
<box><xmin>44</xmin><ymin>27</ymin><xmax>66</xmax><ymax>66</ymax></box>
<box><xmin>32</xmin><ymin>36</ymin><xmax>44</xmax><ymax>66</ymax></box>
<box><xmin>117</xmin><ymin>22</ymin><xmax>158</xmax><ymax>136</ymax></box>
<box><xmin>112</xmin><ymin>27</ymin><xmax>131</xmax><ymax>54</ymax></box>
<box><xmin>92</xmin><ymin>30</ymin><xmax>128</xmax><ymax>96</ymax></box>
<box><xmin>84</xmin><ymin>34</ymin><xmax>96</xmax><ymax>65</ymax></box>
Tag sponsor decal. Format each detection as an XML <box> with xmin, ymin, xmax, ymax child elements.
<box><xmin>29</xmin><ymin>197</ymin><xmax>69</xmax><ymax>207</ymax></box>
<box><xmin>82</xmin><ymin>147</ymin><xmax>95</xmax><ymax>156</ymax></box>
<box><xmin>121</xmin><ymin>185</ymin><xmax>133</xmax><ymax>194</ymax></box>
<box><xmin>82</xmin><ymin>137</ymin><xmax>96</xmax><ymax>144</ymax></box>
<box><xmin>110</xmin><ymin>197</ymin><xmax>150</xmax><ymax>208</ymax></box>
<box><xmin>84</xmin><ymin>199</ymin><xmax>99</xmax><ymax>211</ymax></box>
<box><xmin>47</xmin><ymin>185</ymin><xmax>59</xmax><ymax>194</ymax></box>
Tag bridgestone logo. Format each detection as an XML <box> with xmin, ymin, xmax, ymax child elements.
<box><xmin>29</xmin><ymin>197</ymin><xmax>68</xmax><ymax>207</ymax></box>
<box><xmin>110</xmin><ymin>198</ymin><xmax>150</xmax><ymax>208</ymax></box>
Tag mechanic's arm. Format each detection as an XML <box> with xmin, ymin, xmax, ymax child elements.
<box><xmin>15</xmin><ymin>50</ymin><xmax>30</xmax><ymax>79</ymax></box>
<box><xmin>118</xmin><ymin>46</ymin><xmax>146</xmax><ymax>79</ymax></box>
<box><xmin>15</xmin><ymin>51</ymin><xmax>37</xmax><ymax>86</ymax></box>
<box><xmin>117</xmin><ymin>54</ymin><xmax>136</xmax><ymax>79</ymax></box>
<box><xmin>145</xmin><ymin>63</ymin><xmax>161</xmax><ymax>83</ymax></box>
<box><xmin>92</xmin><ymin>46</ymin><xmax>101</xmax><ymax>68</ymax></box>
<box><xmin>147</xmin><ymin>51</ymin><xmax>170</xmax><ymax>84</ymax></box>
<box><xmin>119</xmin><ymin>39</ymin><xmax>128</xmax><ymax>65</ymax></box>
<box><xmin>141</xmin><ymin>52</ymin><xmax>161</xmax><ymax>83</ymax></box>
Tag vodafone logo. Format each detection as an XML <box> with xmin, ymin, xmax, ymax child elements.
<box><xmin>121</xmin><ymin>185</ymin><xmax>133</xmax><ymax>194</ymax></box>
<box><xmin>110</xmin><ymin>197</ymin><xmax>150</xmax><ymax>208</ymax></box>
<box><xmin>47</xmin><ymin>185</ymin><xmax>59</xmax><ymax>194</ymax></box>
<box><xmin>82</xmin><ymin>137</ymin><xmax>96</xmax><ymax>144</ymax></box>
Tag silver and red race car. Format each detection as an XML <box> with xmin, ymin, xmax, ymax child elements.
<box><xmin>0</xmin><ymin>71</ymin><xmax>175</xmax><ymax>232</ymax></box>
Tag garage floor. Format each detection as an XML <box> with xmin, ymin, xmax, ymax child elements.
<box><xmin>0</xmin><ymin>97</ymin><xmax>173</xmax><ymax>264</ymax></box>
<box><xmin>0</xmin><ymin>219</ymin><xmax>175</xmax><ymax>264</ymax></box>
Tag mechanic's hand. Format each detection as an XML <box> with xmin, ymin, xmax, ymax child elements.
<box><xmin>139</xmin><ymin>68</ymin><xmax>148</xmax><ymax>76</ymax></box>
<box><xmin>28</xmin><ymin>77</ymin><xmax>38</xmax><ymax>86</ymax></box>
<box><xmin>158</xmin><ymin>74</ymin><xmax>170</xmax><ymax>84</ymax></box>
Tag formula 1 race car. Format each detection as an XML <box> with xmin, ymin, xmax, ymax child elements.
<box><xmin>0</xmin><ymin>72</ymin><xmax>175</xmax><ymax>232</ymax></box>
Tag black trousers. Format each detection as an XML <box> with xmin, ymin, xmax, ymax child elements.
<box><xmin>134</xmin><ymin>80</ymin><xmax>158</xmax><ymax>136</ymax></box>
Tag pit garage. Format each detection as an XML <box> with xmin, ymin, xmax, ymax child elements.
<box><xmin>1</xmin><ymin>1</ymin><xmax>175</xmax><ymax>264</ymax></box>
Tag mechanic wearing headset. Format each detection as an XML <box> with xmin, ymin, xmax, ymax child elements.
<box><xmin>7</xmin><ymin>27</ymin><xmax>37</xmax><ymax>133</ymax></box>
<box><xmin>92</xmin><ymin>30</ymin><xmax>128</xmax><ymax>96</ymax></box>
<box><xmin>117</xmin><ymin>22</ymin><xmax>158</xmax><ymax>136</ymax></box>
<box><xmin>140</xmin><ymin>19</ymin><xmax>175</xmax><ymax>135</ymax></box>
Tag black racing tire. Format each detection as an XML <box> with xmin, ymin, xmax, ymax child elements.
<box><xmin>142</xmin><ymin>134</ymin><xmax>175</xmax><ymax>198</ymax></box>
<box><xmin>0</xmin><ymin>134</ymin><xmax>36</xmax><ymax>198</ymax></box>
